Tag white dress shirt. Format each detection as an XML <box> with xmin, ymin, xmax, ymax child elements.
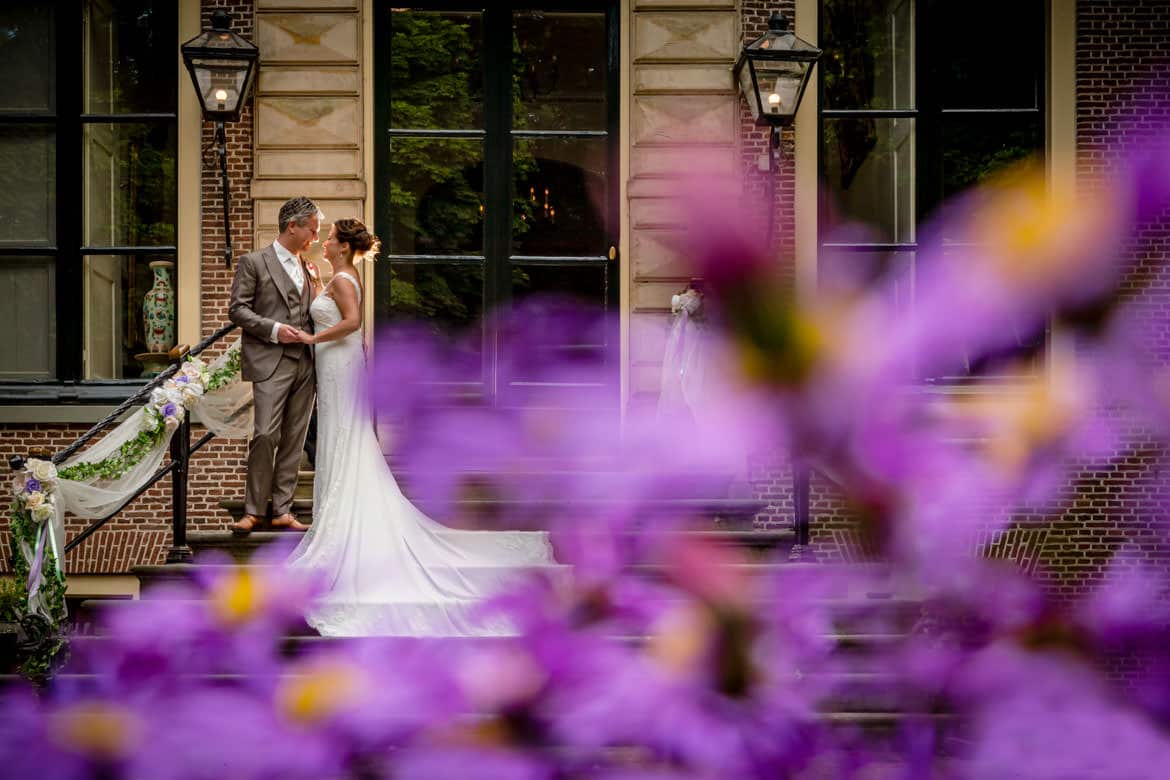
<box><xmin>269</xmin><ymin>240</ymin><xmax>305</xmax><ymax>343</ymax></box>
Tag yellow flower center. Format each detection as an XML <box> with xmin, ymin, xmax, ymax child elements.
<box><xmin>208</xmin><ymin>568</ymin><xmax>266</xmax><ymax>627</ymax></box>
<box><xmin>48</xmin><ymin>701</ymin><xmax>141</xmax><ymax>761</ymax></box>
<box><xmin>646</xmin><ymin>602</ymin><xmax>713</xmax><ymax>675</ymax></box>
<box><xmin>275</xmin><ymin>660</ymin><xmax>363</xmax><ymax>726</ymax></box>
<box><xmin>968</xmin><ymin>165</ymin><xmax>1116</xmax><ymax>289</ymax></box>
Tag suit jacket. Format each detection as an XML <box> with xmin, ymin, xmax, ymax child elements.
<box><xmin>229</xmin><ymin>244</ymin><xmax>315</xmax><ymax>383</ymax></box>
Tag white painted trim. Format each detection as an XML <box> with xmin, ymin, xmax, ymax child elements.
<box><xmin>362</xmin><ymin>0</ymin><xmax>376</xmax><ymax>347</ymax></box>
<box><xmin>177</xmin><ymin>0</ymin><xmax>201</xmax><ymax>346</ymax></box>
<box><xmin>1048</xmin><ymin>0</ymin><xmax>1078</xmax><ymax>381</ymax></box>
<box><xmin>795</xmin><ymin>0</ymin><xmax>819</xmax><ymax>304</ymax></box>
<box><xmin>620</xmin><ymin>0</ymin><xmax>632</xmax><ymax>414</ymax></box>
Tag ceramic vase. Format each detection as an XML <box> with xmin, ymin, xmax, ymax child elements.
<box><xmin>142</xmin><ymin>260</ymin><xmax>176</xmax><ymax>353</ymax></box>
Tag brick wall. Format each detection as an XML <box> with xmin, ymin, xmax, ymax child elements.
<box><xmin>191</xmin><ymin>0</ymin><xmax>256</xmax><ymax>551</ymax></box>
<box><xmin>1029</xmin><ymin>0</ymin><xmax>1170</xmax><ymax>599</ymax></box>
<box><xmin>740</xmin><ymin>0</ymin><xmax>798</xmax><ymax>270</ymax></box>
<box><xmin>740</xmin><ymin>1</ymin><xmax>859</xmax><ymax>555</ymax></box>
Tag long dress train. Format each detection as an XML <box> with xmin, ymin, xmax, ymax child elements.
<box><xmin>286</xmin><ymin>272</ymin><xmax>557</xmax><ymax>636</ymax></box>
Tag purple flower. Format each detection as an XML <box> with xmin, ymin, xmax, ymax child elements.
<box><xmin>174</xmin><ymin>375</ymin><xmax>189</xmax><ymax>384</ymax></box>
<box><xmin>24</xmin><ymin>477</ymin><xmax>41</xmax><ymax>494</ymax></box>
<box><xmin>161</xmin><ymin>402</ymin><xmax>177</xmax><ymax>418</ymax></box>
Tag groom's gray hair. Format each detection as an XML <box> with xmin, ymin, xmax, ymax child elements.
<box><xmin>278</xmin><ymin>196</ymin><xmax>323</xmax><ymax>233</ymax></box>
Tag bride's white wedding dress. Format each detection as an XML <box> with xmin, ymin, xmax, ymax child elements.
<box><xmin>286</xmin><ymin>272</ymin><xmax>557</xmax><ymax>636</ymax></box>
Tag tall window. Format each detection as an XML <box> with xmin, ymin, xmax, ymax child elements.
<box><xmin>375</xmin><ymin>3</ymin><xmax>620</xmax><ymax>408</ymax></box>
<box><xmin>818</xmin><ymin>0</ymin><xmax>1046</xmax><ymax>381</ymax></box>
<box><xmin>0</xmin><ymin>0</ymin><xmax>177</xmax><ymax>397</ymax></box>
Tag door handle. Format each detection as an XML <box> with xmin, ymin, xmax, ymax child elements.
<box><xmin>608</xmin><ymin>245</ymin><xmax>618</xmax><ymax>262</ymax></box>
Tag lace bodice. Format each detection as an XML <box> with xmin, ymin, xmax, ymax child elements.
<box><xmin>310</xmin><ymin>271</ymin><xmax>361</xmax><ymax>333</ymax></box>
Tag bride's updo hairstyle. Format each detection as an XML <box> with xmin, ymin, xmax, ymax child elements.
<box><xmin>334</xmin><ymin>218</ymin><xmax>381</xmax><ymax>260</ymax></box>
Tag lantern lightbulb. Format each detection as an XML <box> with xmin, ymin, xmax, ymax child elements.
<box><xmin>214</xmin><ymin>88</ymin><xmax>228</xmax><ymax>109</ymax></box>
<box><xmin>768</xmin><ymin>92</ymin><xmax>781</xmax><ymax>113</ymax></box>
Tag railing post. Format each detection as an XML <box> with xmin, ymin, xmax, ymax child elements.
<box><xmin>166</xmin><ymin>414</ymin><xmax>193</xmax><ymax>564</ymax></box>
<box><xmin>789</xmin><ymin>460</ymin><xmax>814</xmax><ymax>562</ymax></box>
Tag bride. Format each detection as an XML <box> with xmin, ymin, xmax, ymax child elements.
<box><xmin>285</xmin><ymin>218</ymin><xmax>557</xmax><ymax>636</ymax></box>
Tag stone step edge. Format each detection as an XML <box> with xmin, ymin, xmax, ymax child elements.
<box><xmin>186</xmin><ymin>527</ymin><xmax>797</xmax><ymax>548</ymax></box>
<box><xmin>219</xmin><ymin>497</ymin><xmax>769</xmax><ymax>512</ymax></box>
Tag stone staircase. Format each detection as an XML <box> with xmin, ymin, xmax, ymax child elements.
<box><xmin>55</xmin><ymin>464</ymin><xmax>944</xmax><ymax>744</ymax></box>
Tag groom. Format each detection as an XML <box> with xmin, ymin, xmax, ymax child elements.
<box><xmin>227</xmin><ymin>196</ymin><xmax>321</xmax><ymax>534</ymax></box>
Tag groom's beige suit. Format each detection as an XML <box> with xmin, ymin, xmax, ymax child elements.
<box><xmin>229</xmin><ymin>243</ymin><xmax>316</xmax><ymax>518</ymax></box>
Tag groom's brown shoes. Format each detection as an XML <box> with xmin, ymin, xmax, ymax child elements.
<box><xmin>271</xmin><ymin>513</ymin><xmax>309</xmax><ymax>531</ymax></box>
<box><xmin>230</xmin><ymin>514</ymin><xmax>263</xmax><ymax>536</ymax></box>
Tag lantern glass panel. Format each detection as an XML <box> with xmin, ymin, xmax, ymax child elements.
<box><xmin>753</xmin><ymin>59</ymin><xmax>809</xmax><ymax>121</ymax></box>
<box><xmin>736</xmin><ymin>63</ymin><xmax>761</xmax><ymax>122</ymax></box>
<box><xmin>189</xmin><ymin>58</ymin><xmax>251</xmax><ymax>115</ymax></box>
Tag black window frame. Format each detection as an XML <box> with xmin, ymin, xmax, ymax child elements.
<box><xmin>816</xmin><ymin>0</ymin><xmax>1048</xmax><ymax>384</ymax></box>
<box><xmin>373</xmin><ymin>0</ymin><xmax>622</xmax><ymax>407</ymax></box>
<box><xmin>0</xmin><ymin>0</ymin><xmax>179</xmax><ymax>404</ymax></box>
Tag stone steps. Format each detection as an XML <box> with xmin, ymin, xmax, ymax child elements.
<box><xmin>216</xmin><ymin>496</ymin><xmax>768</xmax><ymax>528</ymax></box>
<box><xmin>186</xmin><ymin>526</ymin><xmax>796</xmax><ymax>563</ymax></box>
<box><xmin>59</xmin><ymin>630</ymin><xmax>916</xmax><ymax>714</ymax></box>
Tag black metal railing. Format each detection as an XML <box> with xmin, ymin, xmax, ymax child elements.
<box><xmin>10</xmin><ymin>323</ymin><xmax>238</xmax><ymax>565</ymax></box>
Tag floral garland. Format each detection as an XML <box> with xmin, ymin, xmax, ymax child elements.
<box><xmin>59</xmin><ymin>349</ymin><xmax>241</xmax><ymax>483</ymax></box>
<box><xmin>9</xmin><ymin>458</ymin><xmax>67</xmax><ymax>679</ymax></box>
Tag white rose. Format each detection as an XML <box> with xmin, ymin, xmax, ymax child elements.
<box><xmin>24</xmin><ymin>491</ymin><xmax>45</xmax><ymax>509</ymax></box>
<box><xmin>150</xmin><ymin>387</ymin><xmax>168</xmax><ymax>407</ymax></box>
<box><xmin>180</xmin><ymin>385</ymin><xmax>203</xmax><ymax>406</ymax></box>
<box><xmin>31</xmin><ymin>503</ymin><xmax>54</xmax><ymax>523</ymax></box>
<box><xmin>164</xmin><ymin>415</ymin><xmax>180</xmax><ymax>431</ymax></box>
<box><xmin>28</xmin><ymin>459</ymin><xmax>58</xmax><ymax>486</ymax></box>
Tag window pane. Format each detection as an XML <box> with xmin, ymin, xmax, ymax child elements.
<box><xmin>389</xmin><ymin>10</ymin><xmax>483</xmax><ymax>130</ymax></box>
<box><xmin>513</xmin><ymin>11</ymin><xmax>607</xmax><ymax>131</ymax></box>
<box><xmin>819</xmin><ymin>249</ymin><xmax>915</xmax><ymax>317</ymax></box>
<box><xmin>513</xmin><ymin>138</ymin><xmax>608</xmax><ymax>256</ymax></box>
<box><xmin>0</xmin><ymin>6</ymin><xmax>55</xmax><ymax>113</ymax></box>
<box><xmin>512</xmin><ymin>262</ymin><xmax>607</xmax><ymax>311</ymax></box>
<box><xmin>823</xmin><ymin>117</ymin><xmax>916</xmax><ymax>243</ymax></box>
<box><xmin>83</xmin><ymin>254</ymin><xmax>176</xmax><ymax>379</ymax></box>
<box><xmin>0</xmin><ymin>257</ymin><xmax>55</xmax><ymax>379</ymax></box>
<box><xmin>938</xmin><ymin>0</ymin><xmax>1043</xmax><ymax>110</ymax></box>
<box><xmin>83</xmin><ymin>123</ymin><xmax>177</xmax><ymax>246</ymax></box>
<box><xmin>505</xmin><ymin>267</ymin><xmax>611</xmax><ymax>406</ymax></box>
<box><xmin>822</xmin><ymin>0</ymin><xmax>915</xmax><ymax>110</ymax></box>
<box><xmin>387</xmin><ymin>262</ymin><xmax>484</xmax><ymax>383</ymax></box>
<box><xmin>0</xmin><ymin>126</ymin><xmax>56</xmax><ymax>246</ymax></box>
<box><xmin>921</xmin><ymin>251</ymin><xmax>1046</xmax><ymax>383</ymax></box>
<box><xmin>388</xmin><ymin>137</ymin><xmax>483</xmax><ymax>255</ymax></box>
<box><xmin>941</xmin><ymin>114</ymin><xmax>1043</xmax><ymax>199</ymax></box>
<box><xmin>84</xmin><ymin>0</ymin><xmax>178</xmax><ymax>114</ymax></box>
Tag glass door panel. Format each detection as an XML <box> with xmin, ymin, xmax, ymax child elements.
<box><xmin>388</xmin><ymin>10</ymin><xmax>485</xmax><ymax>130</ymax></box>
<box><xmin>378</xmin><ymin>3</ymin><xmax>618</xmax><ymax>409</ymax></box>
<box><xmin>512</xmin><ymin>137</ymin><xmax>608</xmax><ymax>257</ymax></box>
<box><xmin>513</xmin><ymin>11</ymin><xmax>608</xmax><ymax>130</ymax></box>
<box><xmin>386</xmin><ymin>137</ymin><xmax>484</xmax><ymax>255</ymax></box>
